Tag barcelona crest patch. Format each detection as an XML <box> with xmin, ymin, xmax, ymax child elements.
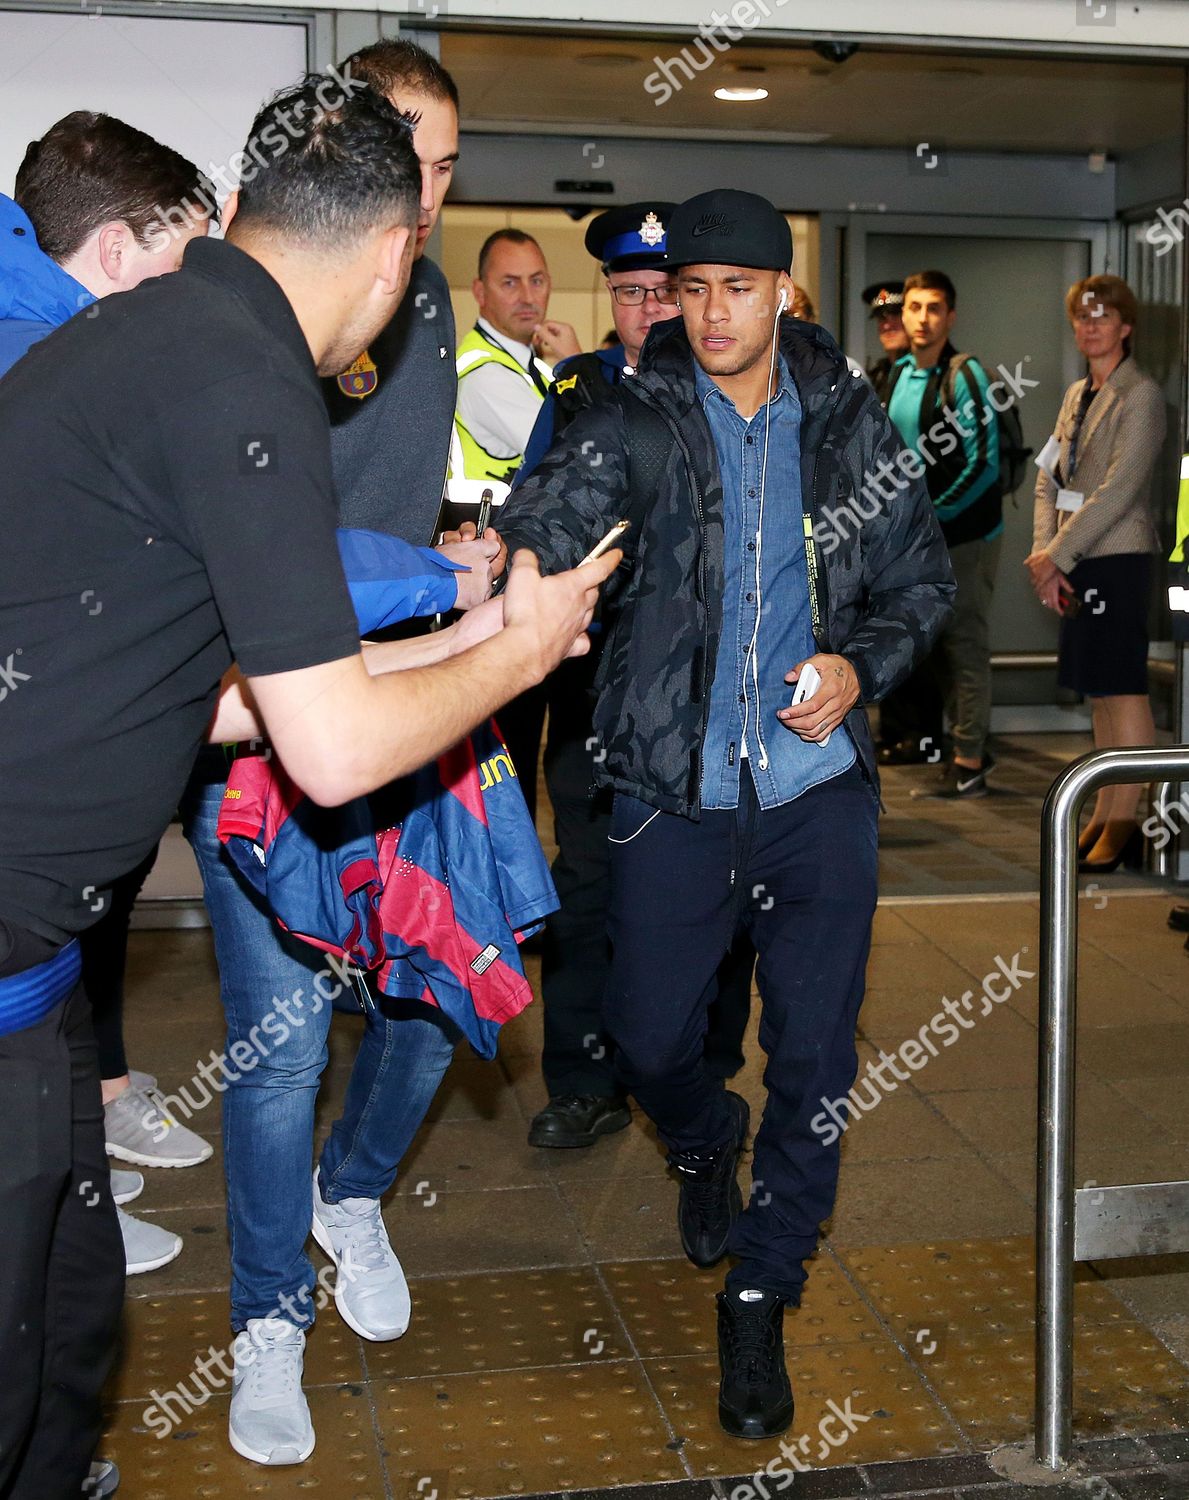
<box><xmin>338</xmin><ymin>350</ymin><xmax>378</xmax><ymax>399</ymax></box>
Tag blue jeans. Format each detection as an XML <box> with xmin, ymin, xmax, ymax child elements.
<box><xmin>180</xmin><ymin>765</ymin><xmax>458</xmax><ymax>1332</ymax></box>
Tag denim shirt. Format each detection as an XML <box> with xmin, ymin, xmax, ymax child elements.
<box><xmin>697</xmin><ymin>357</ymin><xmax>855</xmax><ymax>811</ymax></box>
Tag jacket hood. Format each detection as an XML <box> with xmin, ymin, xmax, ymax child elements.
<box><xmin>0</xmin><ymin>193</ymin><xmax>93</xmax><ymax>330</ymax></box>
<box><xmin>635</xmin><ymin>311</ymin><xmax>849</xmax><ymax>415</ymax></box>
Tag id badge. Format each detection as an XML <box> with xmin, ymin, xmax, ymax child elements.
<box><xmin>1056</xmin><ymin>488</ymin><xmax>1084</xmax><ymax>513</ymax></box>
<box><xmin>1035</xmin><ymin>434</ymin><xmax>1061</xmax><ymax>478</ymax></box>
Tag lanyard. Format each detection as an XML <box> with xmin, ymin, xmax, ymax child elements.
<box><xmin>1058</xmin><ymin>377</ymin><xmax>1098</xmax><ymax>487</ymax></box>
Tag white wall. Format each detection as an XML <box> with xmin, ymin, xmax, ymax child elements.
<box><xmin>0</xmin><ymin>11</ymin><xmax>308</xmax><ymax>200</ymax></box>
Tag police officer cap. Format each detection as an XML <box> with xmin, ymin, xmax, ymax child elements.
<box><xmin>863</xmin><ymin>280</ymin><xmax>905</xmax><ymax>318</ymax></box>
<box><xmin>585</xmin><ymin>202</ymin><xmax>676</xmax><ymax>272</ymax></box>
<box><xmin>665</xmin><ymin>189</ymin><xmax>792</xmax><ymax>272</ymax></box>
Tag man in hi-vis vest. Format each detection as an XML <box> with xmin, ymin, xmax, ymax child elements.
<box><xmin>453</xmin><ymin>229</ymin><xmax>580</xmax><ymax>483</ymax></box>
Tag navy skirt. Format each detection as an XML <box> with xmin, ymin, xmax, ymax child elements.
<box><xmin>1058</xmin><ymin>552</ymin><xmax>1152</xmax><ymax>698</ymax></box>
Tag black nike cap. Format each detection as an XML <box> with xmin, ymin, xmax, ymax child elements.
<box><xmin>665</xmin><ymin>189</ymin><xmax>792</xmax><ymax>273</ymax></box>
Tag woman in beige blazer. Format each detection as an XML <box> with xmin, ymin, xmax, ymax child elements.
<box><xmin>1026</xmin><ymin>274</ymin><xmax>1165</xmax><ymax>873</ymax></box>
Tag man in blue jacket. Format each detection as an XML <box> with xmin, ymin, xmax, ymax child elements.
<box><xmin>0</xmin><ymin>112</ymin><xmax>212</xmax><ymax>371</ymax></box>
<box><xmin>500</xmin><ymin>190</ymin><xmax>954</xmax><ymax>1439</ymax></box>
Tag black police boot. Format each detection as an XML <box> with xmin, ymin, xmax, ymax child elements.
<box><xmin>717</xmin><ymin>1287</ymin><xmax>795</xmax><ymax>1438</ymax></box>
<box><xmin>527</xmin><ymin>1094</ymin><xmax>631</xmax><ymax>1149</ymax></box>
<box><xmin>669</xmin><ymin>1091</ymin><xmax>749</xmax><ymax>1268</ymax></box>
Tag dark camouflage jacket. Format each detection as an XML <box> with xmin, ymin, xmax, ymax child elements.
<box><xmin>500</xmin><ymin>315</ymin><xmax>955</xmax><ymax>818</ymax></box>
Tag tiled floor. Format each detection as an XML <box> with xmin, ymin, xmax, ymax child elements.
<box><xmin>101</xmin><ymin>733</ymin><xmax>1189</xmax><ymax>1498</ymax></box>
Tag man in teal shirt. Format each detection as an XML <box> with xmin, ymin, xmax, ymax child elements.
<box><xmin>887</xmin><ymin>269</ymin><xmax>1001</xmax><ymax>797</ymax></box>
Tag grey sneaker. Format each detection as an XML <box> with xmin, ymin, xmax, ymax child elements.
<box><xmin>128</xmin><ymin>1067</ymin><xmax>158</xmax><ymax>1093</ymax></box>
<box><xmin>310</xmin><ymin>1171</ymin><xmax>410</xmax><ymax>1341</ymax></box>
<box><xmin>104</xmin><ymin>1083</ymin><xmax>212</xmax><ymax>1168</ymax></box>
<box><xmin>84</xmin><ymin>1459</ymin><xmax>120</xmax><ymax>1496</ymax></box>
<box><xmin>110</xmin><ymin>1168</ymin><xmax>144</xmax><ymax>1205</ymax></box>
<box><xmin>229</xmin><ymin>1317</ymin><xmax>314</xmax><ymax>1466</ymax></box>
<box><xmin>118</xmin><ymin>1207</ymin><xmax>182</xmax><ymax>1275</ymax></box>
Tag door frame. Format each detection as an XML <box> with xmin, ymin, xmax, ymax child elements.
<box><xmin>835</xmin><ymin>212</ymin><xmax>1114</xmax><ymax>735</ymax></box>
<box><xmin>832</xmin><ymin>212</ymin><xmax>1113</xmax><ymax>360</ymax></box>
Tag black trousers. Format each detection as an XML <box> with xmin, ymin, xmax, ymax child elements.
<box><xmin>80</xmin><ymin>845</ymin><xmax>158</xmax><ymax>1081</ymax></box>
<box><xmin>0</xmin><ymin>926</ymin><xmax>124</xmax><ymax>1500</ymax></box>
<box><xmin>605</xmin><ymin>769</ymin><xmax>878</xmax><ymax>1301</ymax></box>
<box><xmin>877</xmin><ymin>662</ymin><xmax>944</xmax><ymax>758</ymax></box>
<box><xmin>538</xmin><ymin>654</ymin><xmax>753</xmax><ymax>1099</ymax></box>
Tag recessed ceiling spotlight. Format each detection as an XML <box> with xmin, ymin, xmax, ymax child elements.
<box><xmin>714</xmin><ymin>86</ymin><xmax>770</xmax><ymax>102</ymax></box>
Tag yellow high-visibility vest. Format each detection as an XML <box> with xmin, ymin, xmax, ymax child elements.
<box><xmin>451</xmin><ymin>326</ymin><xmax>551</xmax><ymax>482</ymax></box>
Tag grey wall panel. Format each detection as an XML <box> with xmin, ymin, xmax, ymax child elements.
<box><xmin>1118</xmin><ymin>135</ymin><xmax>1188</xmax><ymax>214</ymax></box>
<box><xmin>454</xmin><ymin>132</ymin><xmax>1117</xmax><ymax>220</ymax></box>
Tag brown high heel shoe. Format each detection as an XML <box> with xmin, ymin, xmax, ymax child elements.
<box><xmin>1077</xmin><ymin>822</ymin><xmax>1105</xmax><ymax>856</ymax></box>
<box><xmin>1078</xmin><ymin>822</ymin><xmax>1143</xmax><ymax>874</ymax></box>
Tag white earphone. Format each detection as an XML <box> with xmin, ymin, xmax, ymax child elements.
<box><xmin>776</xmin><ymin>287</ymin><xmax>788</xmax><ymax>315</ymax></box>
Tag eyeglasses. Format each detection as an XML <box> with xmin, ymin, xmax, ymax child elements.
<box><xmin>609</xmin><ymin>284</ymin><xmax>679</xmax><ymax>307</ymax></box>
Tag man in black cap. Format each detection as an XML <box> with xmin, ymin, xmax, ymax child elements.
<box><xmin>499</xmin><ymin>188</ymin><xmax>954</xmax><ymax>1437</ymax></box>
<box><xmin>862</xmin><ymin>279</ymin><xmax>909</xmax><ymax>407</ymax></box>
<box><xmin>516</xmin><ymin>205</ymin><xmax>754</xmax><ymax>1151</ymax></box>
<box><xmin>861</xmin><ymin>279</ymin><xmax>944</xmax><ymax>764</ymax></box>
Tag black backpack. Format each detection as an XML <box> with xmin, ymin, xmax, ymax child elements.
<box><xmin>887</xmin><ymin>352</ymin><xmax>1033</xmax><ymax>499</ymax></box>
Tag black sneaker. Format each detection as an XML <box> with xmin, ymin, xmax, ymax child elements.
<box><xmin>669</xmin><ymin>1091</ymin><xmax>749</xmax><ymax>1268</ymax></box>
<box><xmin>527</xmin><ymin>1094</ymin><xmax>631</xmax><ymax>1149</ymax></box>
<box><xmin>910</xmin><ymin>751</ymin><xmax>996</xmax><ymax>800</ymax></box>
<box><xmin>717</xmin><ymin>1287</ymin><xmax>795</xmax><ymax>1438</ymax></box>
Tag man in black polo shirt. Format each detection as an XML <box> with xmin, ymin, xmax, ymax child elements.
<box><xmin>0</xmin><ymin>75</ymin><xmax>616</xmax><ymax>1499</ymax></box>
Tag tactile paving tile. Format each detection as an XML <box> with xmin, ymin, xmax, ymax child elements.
<box><xmin>602</xmin><ymin>1258</ymin><xmax>883</xmax><ymax>1357</ymax></box>
<box><xmin>840</xmin><ymin>1236</ymin><xmax>1130</xmax><ymax>1339</ymax></box>
<box><xmin>374</xmin><ymin>1361</ymin><xmax>685</xmax><ymax>1497</ymax></box>
<box><xmin>108</xmin><ymin>1293</ymin><xmax>364</xmax><ymax>1405</ymax></box>
<box><xmin>99</xmin><ymin>1387</ymin><xmax>386</xmax><ymax>1498</ymax></box>
<box><xmin>917</xmin><ymin>1322</ymin><xmax>1189</xmax><ymax>1447</ymax></box>
<box><xmin>645</xmin><ymin>1343</ymin><xmax>962</xmax><ymax>1475</ymax></box>
<box><xmin>364</xmin><ymin>1267</ymin><xmax>629</xmax><ymax>1380</ymax></box>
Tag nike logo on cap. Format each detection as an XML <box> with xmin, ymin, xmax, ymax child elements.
<box><xmin>692</xmin><ymin>213</ymin><xmax>734</xmax><ymax>237</ymax></box>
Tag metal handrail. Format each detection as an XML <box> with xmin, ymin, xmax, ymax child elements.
<box><xmin>1035</xmin><ymin>745</ymin><xmax>1189</xmax><ymax>1471</ymax></box>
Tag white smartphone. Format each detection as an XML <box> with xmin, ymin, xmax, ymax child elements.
<box><xmin>790</xmin><ymin>662</ymin><xmax>831</xmax><ymax>747</ymax></box>
<box><xmin>581</xmin><ymin>519</ymin><xmax>630</xmax><ymax>565</ymax></box>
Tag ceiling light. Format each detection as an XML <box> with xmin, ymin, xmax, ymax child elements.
<box><xmin>574</xmin><ymin>50</ymin><xmax>639</xmax><ymax>68</ymax></box>
<box><xmin>715</xmin><ymin>86</ymin><xmax>770</xmax><ymax>102</ymax></box>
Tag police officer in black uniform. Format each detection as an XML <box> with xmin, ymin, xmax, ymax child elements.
<box><xmin>862</xmin><ymin>278</ymin><xmax>943</xmax><ymax>763</ymax></box>
<box><xmin>862</xmin><ymin>279</ymin><xmax>909</xmax><ymax>408</ymax></box>
<box><xmin>519</xmin><ymin>203</ymin><xmax>754</xmax><ymax>1150</ymax></box>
